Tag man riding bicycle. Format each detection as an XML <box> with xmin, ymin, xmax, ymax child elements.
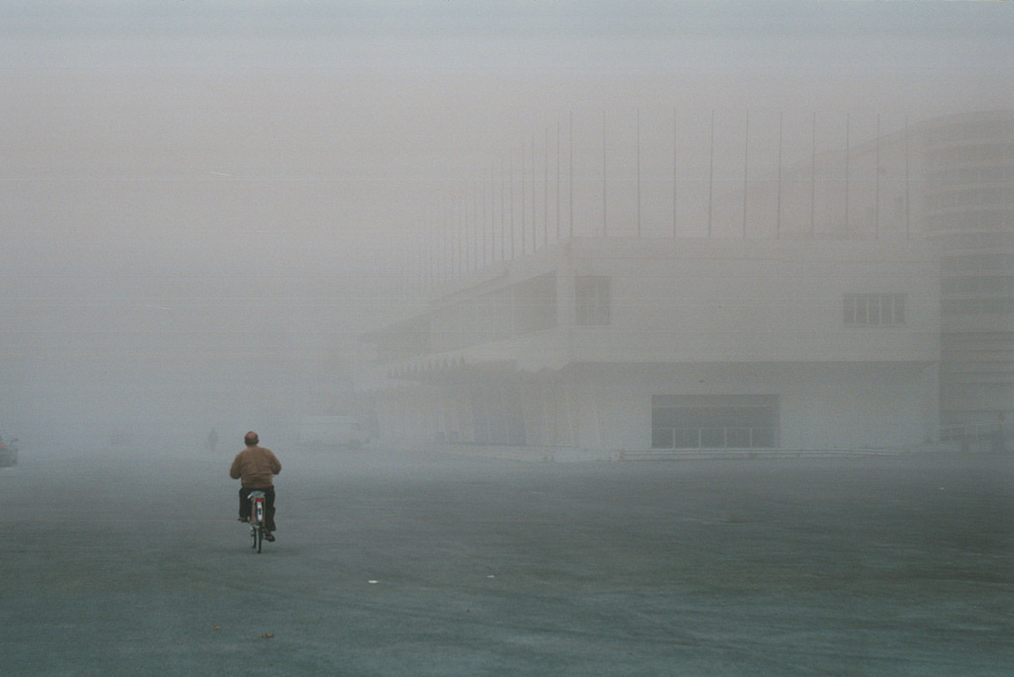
<box><xmin>229</xmin><ymin>431</ymin><xmax>282</xmax><ymax>541</ymax></box>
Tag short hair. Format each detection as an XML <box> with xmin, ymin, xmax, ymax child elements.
<box><xmin>244</xmin><ymin>431</ymin><xmax>259</xmax><ymax>446</ymax></box>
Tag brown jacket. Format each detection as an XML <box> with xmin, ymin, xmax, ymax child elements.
<box><xmin>229</xmin><ymin>445</ymin><xmax>282</xmax><ymax>489</ymax></box>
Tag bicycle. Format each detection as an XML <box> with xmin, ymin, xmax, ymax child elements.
<box><xmin>247</xmin><ymin>490</ymin><xmax>268</xmax><ymax>553</ymax></box>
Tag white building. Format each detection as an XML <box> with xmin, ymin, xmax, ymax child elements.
<box><xmin>364</xmin><ymin>236</ymin><xmax>940</xmax><ymax>456</ymax></box>
<box><xmin>767</xmin><ymin>110</ymin><xmax>1014</xmax><ymax>432</ymax></box>
<box><xmin>361</xmin><ymin>110</ymin><xmax>1014</xmax><ymax>455</ymax></box>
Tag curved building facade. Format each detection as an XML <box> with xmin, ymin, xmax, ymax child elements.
<box><xmin>919</xmin><ymin>111</ymin><xmax>1014</xmax><ymax>432</ymax></box>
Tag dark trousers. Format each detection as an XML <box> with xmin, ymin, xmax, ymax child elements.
<box><xmin>239</xmin><ymin>486</ymin><xmax>277</xmax><ymax>531</ymax></box>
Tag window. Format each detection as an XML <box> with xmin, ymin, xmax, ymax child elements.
<box><xmin>844</xmin><ymin>293</ymin><xmax>906</xmax><ymax>327</ymax></box>
<box><xmin>575</xmin><ymin>276</ymin><xmax>610</xmax><ymax>326</ymax></box>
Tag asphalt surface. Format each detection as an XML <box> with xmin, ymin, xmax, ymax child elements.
<box><xmin>2</xmin><ymin>445</ymin><xmax>1012</xmax><ymax>676</ymax></box>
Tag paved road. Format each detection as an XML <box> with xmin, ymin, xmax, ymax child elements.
<box><xmin>3</xmin><ymin>446</ymin><xmax>1012</xmax><ymax>676</ymax></box>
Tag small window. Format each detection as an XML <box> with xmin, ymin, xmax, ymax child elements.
<box><xmin>892</xmin><ymin>295</ymin><xmax>905</xmax><ymax>324</ymax></box>
<box><xmin>844</xmin><ymin>293</ymin><xmax>906</xmax><ymax>327</ymax></box>
<box><xmin>868</xmin><ymin>295</ymin><xmax>881</xmax><ymax>326</ymax></box>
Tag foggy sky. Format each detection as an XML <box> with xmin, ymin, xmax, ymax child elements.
<box><xmin>3</xmin><ymin>1</ymin><xmax>1012</xmax><ymax>449</ymax></box>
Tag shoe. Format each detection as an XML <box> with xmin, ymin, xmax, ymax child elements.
<box><xmin>238</xmin><ymin>516</ymin><xmax>248</xmax><ymax>522</ymax></box>
<box><xmin>264</xmin><ymin>531</ymin><xmax>275</xmax><ymax>542</ymax></box>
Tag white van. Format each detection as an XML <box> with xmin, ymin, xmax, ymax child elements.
<box><xmin>296</xmin><ymin>416</ymin><xmax>368</xmax><ymax>449</ymax></box>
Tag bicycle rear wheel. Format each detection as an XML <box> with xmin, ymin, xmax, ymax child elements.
<box><xmin>254</xmin><ymin>499</ymin><xmax>265</xmax><ymax>553</ymax></box>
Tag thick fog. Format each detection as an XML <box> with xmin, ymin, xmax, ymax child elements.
<box><xmin>2</xmin><ymin>1</ymin><xmax>1012</xmax><ymax>454</ymax></box>
<box><xmin>4</xmin><ymin>4</ymin><xmax>1014</xmax><ymax>675</ymax></box>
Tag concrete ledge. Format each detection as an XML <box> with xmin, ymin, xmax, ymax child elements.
<box><xmin>381</xmin><ymin>441</ymin><xmax>954</xmax><ymax>463</ymax></box>
<box><xmin>615</xmin><ymin>447</ymin><xmax>909</xmax><ymax>462</ymax></box>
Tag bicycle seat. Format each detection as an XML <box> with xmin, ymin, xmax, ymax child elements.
<box><xmin>248</xmin><ymin>490</ymin><xmax>266</xmax><ymax>499</ymax></box>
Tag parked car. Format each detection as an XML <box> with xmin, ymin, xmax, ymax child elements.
<box><xmin>297</xmin><ymin>416</ymin><xmax>369</xmax><ymax>450</ymax></box>
<box><xmin>0</xmin><ymin>436</ymin><xmax>18</xmax><ymax>467</ymax></box>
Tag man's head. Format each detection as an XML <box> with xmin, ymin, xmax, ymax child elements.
<box><xmin>244</xmin><ymin>431</ymin><xmax>259</xmax><ymax>447</ymax></box>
